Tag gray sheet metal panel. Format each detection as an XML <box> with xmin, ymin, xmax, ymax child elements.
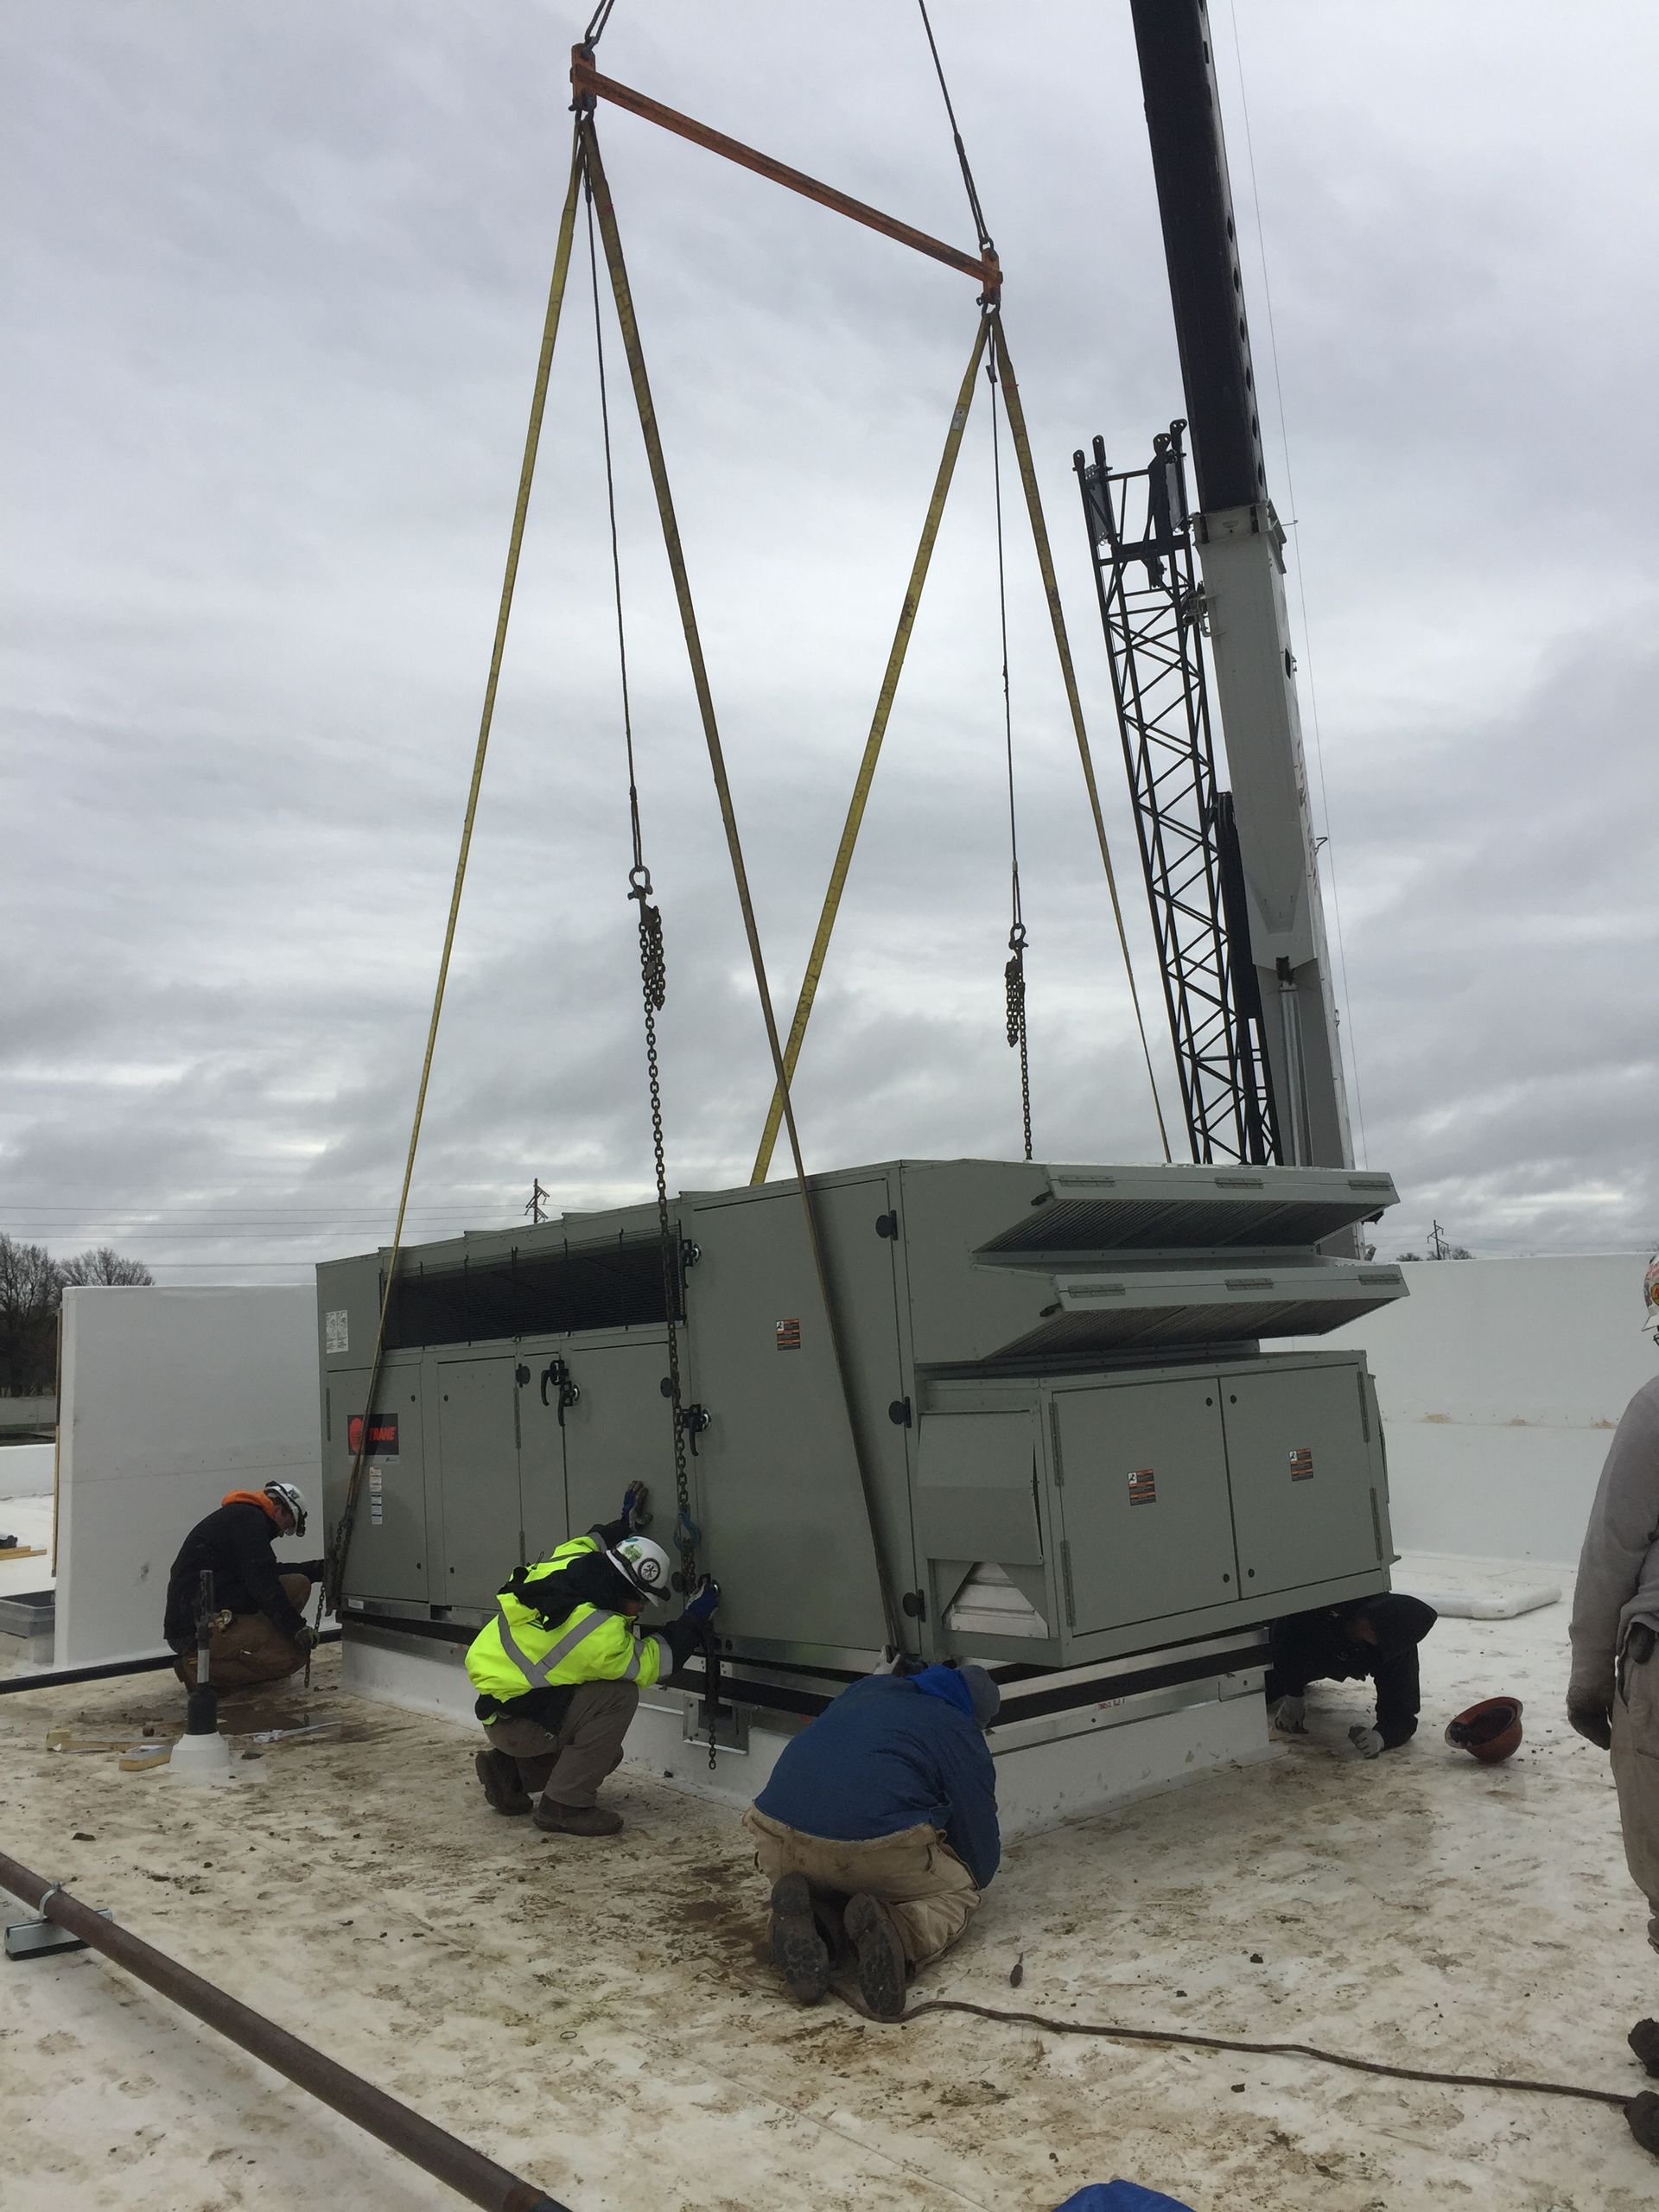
<box><xmin>914</xmin><ymin>1408</ymin><xmax>1053</xmax><ymax>1644</ymax></box>
<box><xmin>1052</xmin><ymin>1377</ymin><xmax>1241</xmax><ymax>1634</ymax></box>
<box><xmin>321</xmin><ymin>1354</ymin><xmax>429</xmax><ymax>1607</ymax></box>
<box><xmin>978</xmin><ymin>1164</ymin><xmax>1398</xmax><ymax>1255</ymax></box>
<box><xmin>1219</xmin><ymin>1357</ymin><xmax>1386</xmax><ymax>1600</ymax></box>
<box><xmin>555</xmin><ymin>1331</ymin><xmax>680</xmax><ymax>1555</ymax></box>
<box><xmin>512</xmin><ymin>1336</ymin><xmax>571</xmax><ymax>1565</ymax></box>
<box><xmin>433</xmin><ymin>1353</ymin><xmax>523</xmax><ymax>1611</ymax></box>
<box><xmin>895</xmin><ymin>1160</ymin><xmax>1059</xmax><ymax>1365</ymax></box>
<box><xmin>990</xmin><ymin>1264</ymin><xmax>1406</xmax><ymax>1363</ymax></box>
<box><xmin>683</xmin><ymin>1177</ymin><xmax>896</xmax><ymax>1654</ymax></box>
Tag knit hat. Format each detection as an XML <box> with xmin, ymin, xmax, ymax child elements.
<box><xmin>957</xmin><ymin>1662</ymin><xmax>1001</xmax><ymax>1730</ymax></box>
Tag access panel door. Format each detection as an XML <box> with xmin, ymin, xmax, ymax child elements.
<box><xmin>434</xmin><ymin>1355</ymin><xmax>523</xmax><ymax>1611</ymax></box>
<box><xmin>1221</xmin><ymin>1361</ymin><xmax>1383</xmax><ymax>1600</ymax></box>
<box><xmin>325</xmin><ymin>1359</ymin><xmax>429</xmax><ymax>1607</ymax></box>
<box><xmin>1052</xmin><ymin>1378</ymin><xmax>1238</xmax><ymax>1637</ymax></box>
<box><xmin>558</xmin><ymin>1335</ymin><xmax>682</xmax><ymax>1554</ymax></box>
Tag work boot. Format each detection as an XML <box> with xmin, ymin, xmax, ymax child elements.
<box><xmin>534</xmin><ymin>1797</ymin><xmax>624</xmax><ymax>1837</ymax></box>
<box><xmin>474</xmin><ymin>1748</ymin><xmax>531</xmax><ymax>1816</ymax></box>
<box><xmin>1627</xmin><ymin>2091</ymin><xmax>1659</xmax><ymax>2156</ymax></box>
<box><xmin>769</xmin><ymin>1872</ymin><xmax>830</xmax><ymax>2005</ymax></box>
<box><xmin>1630</xmin><ymin>2019</ymin><xmax>1659</xmax><ymax>2079</ymax></box>
<box><xmin>845</xmin><ymin>1892</ymin><xmax>907</xmax><ymax>2022</ymax></box>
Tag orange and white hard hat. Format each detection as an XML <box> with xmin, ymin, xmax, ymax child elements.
<box><xmin>1643</xmin><ymin>1255</ymin><xmax>1659</xmax><ymax>1338</ymax></box>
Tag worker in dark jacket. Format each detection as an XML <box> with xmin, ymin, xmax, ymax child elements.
<box><xmin>164</xmin><ymin>1482</ymin><xmax>323</xmax><ymax>1689</ymax></box>
<box><xmin>743</xmin><ymin>1660</ymin><xmax>1001</xmax><ymax>2018</ymax></box>
<box><xmin>1268</xmin><ymin>1592</ymin><xmax>1437</xmax><ymax>1755</ymax></box>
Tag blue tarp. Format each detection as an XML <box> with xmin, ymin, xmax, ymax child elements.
<box><xmin>1052</xmin><ymin>2185</ymin><xmax>1195</xmax><ymax>2212</ymax></box>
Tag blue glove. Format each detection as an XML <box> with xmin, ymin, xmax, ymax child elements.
<box><xmin>620</xmin><ymin>1481</ymin><xmax>651</xmax><ymax>1532</ymax></box>
<box><xmin>680</xmin><ymin>1576</ymin><xmax>720</xmax><ymax>1625</ymax></box>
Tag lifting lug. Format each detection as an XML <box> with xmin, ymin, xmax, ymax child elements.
<box><xmin>681</xmin><ymin>1238</ymin><xmax>701</xmax><ymax>1271</ymax></box>
<box><xmin>540</xmin><ymin>1357</ymin><xmax>580</xmax><ymax>1426</ymax></box>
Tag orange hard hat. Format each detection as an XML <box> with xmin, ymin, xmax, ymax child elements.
<box><xmin>1445</xmin><ymin>1696</ymin><xmax>1524</xmax><ymax>1764</ymax></box>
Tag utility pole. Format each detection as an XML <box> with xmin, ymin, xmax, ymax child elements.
<box><xmin>1428</xmin><ymin>1218</ymin><xmax>1449</xmax><ymax>1262</ymax></box>
<box><xmin>1128</xmin><ymin>0</ymin><xmax>1351</xmax><ymax>1168</ymax></box>
<box><xmin>524</xmin><ymin>1178</ymin><xmax>550</xmax><ymax>1227</ymax></box>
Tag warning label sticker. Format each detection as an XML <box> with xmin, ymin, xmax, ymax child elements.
<box><xmin>347</xmin><ymin>1414</ymin><xmax>399</xmax><ymax>1459</ymax></box>
<box><xmin>325</xmin><ymin>1309</ymin><xmax>349</xmax><ymax>1355</ymax></box>
<box><xmin>1128</xmin><ymin>1467</ymin><xmax>1157</xmax><ymax>1506</ymax></box>
<box><xmin>1289</xmin><ymin>1446</ymin><xmax>1315</xmax><ymax>1481</ymax></box>
<box><xmin>775</xmin><ymin>1317</ymin><xmax>802</xmax><ymax>1351</ymax></box>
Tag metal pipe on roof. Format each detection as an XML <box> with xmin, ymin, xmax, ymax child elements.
<box><xmin>0</xmin><ymin>1850</ymin><xmax>569</xmax><ymax>2212</ymax></box>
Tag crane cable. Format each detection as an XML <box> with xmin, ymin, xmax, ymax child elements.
<box><xmin>987</xmin><ymin>351</ymin><xmax>1033</xmax><ymax>1162</ymax></box>
<box><xmin>582</xmin><ymin>170</ymin><xmax>701</xmax><ymax>1603</ymax></box>
<box><xmin>313</xmin><ymin>135</ymin><xmax>587</xmax><ymax>1641</ymax></box>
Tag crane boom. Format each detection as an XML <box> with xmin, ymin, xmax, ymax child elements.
<box><xmin>1127</xmin><ymin>0</ymin><xmax>1351</xmax><ymax>1167</ymax></box>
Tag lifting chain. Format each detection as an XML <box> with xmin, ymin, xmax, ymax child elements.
<box><xmin>988</xmin><ymin>352</ymin><xmax>1033</xmax><ymax>1163</ymax></box>
<box><xmin>1005</xmin><ymin>918</ymin><xmax>1033</xmax><ymax>1161</ymax></box>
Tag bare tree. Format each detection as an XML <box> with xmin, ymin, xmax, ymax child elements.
<box><xmin>0</xmin><ymin>1234</ymin><xmax>61</xmax><ymax>1395</ymax></box>
<box><xmin>59</xmin><ymin>1247</ymin><xmax>155</xmax><ymax>1287</ymax></box>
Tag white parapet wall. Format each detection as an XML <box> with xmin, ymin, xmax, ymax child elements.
<box><xmin>0</xmin><ymin>1442</ymin><xmax>56</xmax><ymax>1498</ymax></box>
<box><xmin>1294</xmin><ymin>1255</ymin><xmax>1654</xmax><ymax>1567</ymax></box>
<box><xmin>54</xmin><ymin>1286</ymin><xmax>321</xmax><ymax>1669</ymax></box>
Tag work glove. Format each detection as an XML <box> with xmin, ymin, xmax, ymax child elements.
<box><xmin>680</xmin><ymin>1575</ymin><xmax>720</xmax><ymax>1626</ymax></box>
<box><xmin>1271</xmin><ymin>1694</ymin><xmax>1308</xmax><ymax>1736</ymax></box>
<box><xmin>620</xmin><ymin>1480</ymin><xmax>652</xmax><ymax>1533</ymax></box>
<box><xmin>1567</xmin><ymin>1697</ymin><xmax>1613</xmax><ymax>1751</ymax></box>
<box><xmin>1347</xmin><ymin>1723</ymin><xmax>1384</xmax><ymax>1759</ymax></box>
<box><xmin>294</xmin><ymin>1624</ymin><xmax>320</xmax><ymax>1656</ymax></box>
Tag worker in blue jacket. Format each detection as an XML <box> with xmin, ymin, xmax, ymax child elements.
<box><xmin>742</xmin><ymin>1659</ymin><xmax>1001</xmax><ymax>2019</ymax></box>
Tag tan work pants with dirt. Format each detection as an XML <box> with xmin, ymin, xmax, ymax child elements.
<box><xmin>484</xmin><ymin>1680</ymin><xmax>638</xmax><ymax>1809</ymax></box>
<box><xmin>1612</xmin><ymin>1631</ymin><xmax>1659</xmax><ymax>1952</ymax></box>
<box><xmin>742</xmin><ymin>1806</ymin><xmax>981</xmax><ymax>1970</ymax></box>
<box><xmin>178</xmin><ymin>1574</ymin><xmax>312</xmax><ymax>1690</ymax></box>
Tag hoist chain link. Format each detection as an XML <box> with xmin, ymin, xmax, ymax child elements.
<box><xmin>632</xmin><ymin>880</ymin><xmax>696</xmax><ymax>1594</ymax></box>
<box><xmin>1004</xmin><ymin>926</ymin><xmax>1033</xmax><ymax>1161</ymax></box>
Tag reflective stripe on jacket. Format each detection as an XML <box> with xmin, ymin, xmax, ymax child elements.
<box><xmin>464</xmin><ymin>1535</ymin><xmax>671</xmax><ymax>1706</ymax></box>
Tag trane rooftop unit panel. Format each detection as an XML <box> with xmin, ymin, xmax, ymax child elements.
<box><xmin>989</xmin><ymin>1263</ymin><xmax>1407</xmax><ymax>1361</ymax></box>
<box><xmin>977</xmin><ymin>1164</ymin><xmax>1399</xmax><ymax>1257</ymax></box>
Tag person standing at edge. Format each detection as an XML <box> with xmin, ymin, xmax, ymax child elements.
<box><xmin>466</xmin><ymin>1481</ymin><xmax>718</xmax><ymax>1838</ymax></box>
<box><xmin>743</xmin><ymin>1657</ymin><xmax>1001</xmax><ymax>2019</ymax></box>
<box><xmin>1569</xmin><ymin>1256</ymin><xmax>1659</xmax><ymax>2152</ymax></box>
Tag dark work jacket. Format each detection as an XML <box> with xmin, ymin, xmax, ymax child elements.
<box><xmin>163</xmin><ymin>1501</ymin><xmax>321</xmax><ymax>1649</ymax></box>
<box><xmin>754</xmin><ymin>1670</ymin><xmax>1001</xmax><ymax>1889</ymax></box>
<box><xmin>1268</xmin><ymin>1594</ymin><xmax>1437</xmax><ymax>1749</ymax></box>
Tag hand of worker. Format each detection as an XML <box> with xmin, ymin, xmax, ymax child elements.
<box><xmin>1567</xmin><ymin>1697</ymin><xmax>1613</xmax><ymax>1751</ymax></box>
<box><xmin>620</xmin><ymin>1480</ymin><xmax>652</xmax><ymax>1532</ymax></box>
<box><xmin>680</xmin><ymin>1575</ymin><xmax>720</xmax><ymax>1625</ymax></box>
<box><xmin>1346</xmin><ymin>1723</ymin><xmax>1384</xmax><ymax>1759</ymax></box>
<box><xmin>1270</xmin><ymin>1694</ymin><xmax>1307</xmax><ymax>1736</ymax></box>
<box><xmin>294</xmin><ymin>1624</ymin><xmax>319</xmax><ymax>1656</ymax></box>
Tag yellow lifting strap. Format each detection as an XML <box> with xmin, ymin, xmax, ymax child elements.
<box><xmin>321</xmin><ymin>130</ymin><xmax>587</xmax><ymax>1616</ymax></box>
<box><xmin>985</xmin><ymin>309</ymin><xmax>1173</xmax><ymax>1163</ymax></box>
<box><xmin>752</xmin><ymin>314</ymin><xmax>991</xmax><ymax>1183</ymax></box>
<box><xmin>581</xmin><ymin>115</ymin><xmax>903</xmax><ymax>1653</ymax></box>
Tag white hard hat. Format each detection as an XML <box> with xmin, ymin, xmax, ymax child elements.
<box><xmin>605</xmin><ymin>1535</ymin><xmax>672</xmax><ymax>1603</ymax></box>
<box><xmin>264</xmin><ymin>1481</ymin><xmax>308</xmax><ymax>1536</ymax></box>
<box><xmin>1642</xmin><ymin>1256</ymin><xmax>1659</xmax><ymax>1338</ymax></box>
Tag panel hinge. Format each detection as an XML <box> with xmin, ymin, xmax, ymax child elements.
<box><xmin>900</xmin><ymin>1587</ymin><xmax>926</xmax><ymax>1621</ymax></box>
<box><xmin>1060</xmin><ymin>1539</ymin><xmax>1077</xmax><ymax>1627</ymax></box>
<box><xmin>875</xmin><ymin>1211</ymin><xmax>899</xmax><ymax>1239</ymax></box>
<box><xmin>1370</xmin><ymin>1487</ymin><xmax>1385</xmax><ymax>1562</ymax></box>
<box><xmin>888</xmin><ymin>1397</ymin><xmax>912</xmax><ymax>1427</ymax></box>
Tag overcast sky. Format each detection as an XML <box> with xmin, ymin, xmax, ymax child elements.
<box><xmin>3</xmin><ymin>1</ymin><xmax>1656</xmax><ymax>1282</ymax></box>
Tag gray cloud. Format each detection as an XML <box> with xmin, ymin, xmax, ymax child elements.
<box><xmin>3</xmin><ymin>2</ymin><xmax>1656</xmax><ymax>1283</ymax></box>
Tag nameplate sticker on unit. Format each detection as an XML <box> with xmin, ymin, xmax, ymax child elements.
<box><xmin>1128</xmin><ymin>1467</ymin><xmax>1157</xmax><ymax>1506</ymax></box>
<box><xmin>775</xmin><ymin>1317</ymin><xmax>801</xmax><ymax>1351</ymax></box>
<box><xmin>1289</xmin><ymin>1446</ymin><xmax>1315</xmax><ymax>1481</ymax></box>
<box><xmin>347</xmin><ymin>1414</ymin><xmax>399</xmax><ymax>1458</ymax></box>
<box><xmin>325</xmin><ymin>1309</ymin><xmax>349</xmax><ymax>1354</ymax></box>
<box><xmin>370</xmin><ymin>1469</ymin><xmax>384</xmax><ymax>1526</ymax></box>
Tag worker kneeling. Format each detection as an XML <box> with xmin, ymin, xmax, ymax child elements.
<box><xmin>744</xmin><ymin>1659</ymin><xmax>1001</xmax><ymax>2020</ymax></box>
<box><xmin>164</xmin><ymin>1482</ymin><xmax>322</xmax><ymax>1690</ymax></box>
<box><xmin>465</xmin><ymin>1484</ymin><xmax>717</xmax><ymax>1838</ymax></box>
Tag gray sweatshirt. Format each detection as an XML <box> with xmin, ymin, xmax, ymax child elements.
<box><xmin>1568</xmin><ymin>1372</ymin><xmax>1659</xmax><ymax>1706</ymax></box>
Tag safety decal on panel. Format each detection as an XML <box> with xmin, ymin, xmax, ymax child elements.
<box><xmin>1128</xmin><ymin>1467</ymin><xmax>1157</xmax><ymax>1506</ymax></box>
<box><xmin>775</xmin><ymin>1317</ymin><xmax>801</xmax><ymax>1351</ymax></box>
<box><xmin>369</xmin><ymin>1469</ymin><xmax>384</xmax><ymax>1526</ymax></box>
<box><xmin>347</xmin><ymin>1414</ymin><xmax>399</xmax><ymax>1458</ymax></box>
<box><xmin>1289</xmin><ymin>1446</ymin><xmax>1315</xmax><ymax>1481</ymax></box>
<box><xmin>325</xmin><ymin>1309</ymin><xmax>349</xmax><ymax>1354</ymax></box>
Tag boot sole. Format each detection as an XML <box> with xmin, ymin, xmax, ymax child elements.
<box><xmin>474</xmin><ymin>1750</ymin><xmax>531</xmax><ymax>1815</ymax></box>
<box><xmin>769</xmin><ymin>1873</ymin><xmax>830</xmax><ymax>2005</ymax></box>
<box><xmin>533</xmin><ymin>1802</ymin><xmax>624</xmax><ymax>1836</ymax></box>
<box><xmin>846</xmin><ymin>1891</ymin><xmax>907</xmax><ymax>2021</ymax></box>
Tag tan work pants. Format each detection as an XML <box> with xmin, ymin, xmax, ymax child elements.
<box><xmin>484</xmin><ymin>1680</ymin><xmax>638</xmax><ymax>1808</ymax></box>
<box><xmin>1612</xmin><ymin>1637</ymin><xmax>1659</xmax><ymax>1953</ymax></box>
<box><xmin>178</xmin><ymin>1574</ymin><xmax>312</xmax><ymax>1690</ymax></box>
<box><xmin>742</xmin><ymin>1806</ymin><xmax>981</xmax><ymax>1970</ymax></box>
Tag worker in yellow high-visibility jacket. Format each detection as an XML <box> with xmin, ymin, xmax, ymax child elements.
<box><xmin>466</xmin><ymin>1482</ymin><xmax>719</xmax><ymax>1836</ymax></box>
